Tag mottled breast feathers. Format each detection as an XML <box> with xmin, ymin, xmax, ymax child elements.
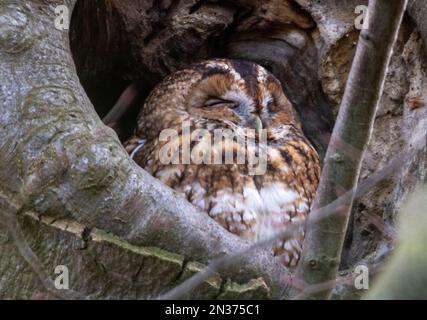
<box><xmin>125</xmin><ymin>59</ymin><xmax>320</xmax><ymax>268</ymax></box>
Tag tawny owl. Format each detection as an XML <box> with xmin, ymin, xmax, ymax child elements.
<box><xmin>125</xmin><ymin>59</ymin><xmax>320</xmax><ymax>268</ymax></box>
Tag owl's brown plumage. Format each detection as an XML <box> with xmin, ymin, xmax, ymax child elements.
<box><xmin>125</xmin><ymin>59</ymin><xmax>320</xmax><ymax>268</ymax></box>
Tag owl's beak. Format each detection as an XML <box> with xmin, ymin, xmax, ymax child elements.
<box><xmin>251</xmin><ymin>115</ymin><xmax>263</xmax><ymax>134</ymax></box>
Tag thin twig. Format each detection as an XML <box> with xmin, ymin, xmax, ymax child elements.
<box><xmin>102</xmin><ymin>82</ymin><xmax>139</xmax><ymax>125</ymax></box>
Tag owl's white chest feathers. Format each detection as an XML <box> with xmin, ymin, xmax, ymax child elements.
<box><xmin>206</xmin><ymin>181</ymin><xmax>306</xmax><ymax>240</ymax></box>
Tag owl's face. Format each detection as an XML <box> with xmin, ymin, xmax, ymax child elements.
<box><xmin>185</xmin><ymin>60</ymin><xmax>300</xmax><ymax>135</ymax></box>
<box><xmin>139</xmin><ymin>59</ymin><xmax>303</xmax><ymax>142</ymax></box>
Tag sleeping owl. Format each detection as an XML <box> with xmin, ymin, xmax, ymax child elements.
<box><xmin>125</xmin><ymin>59</ymin><xmax>320</xmax><ymax>268</ymax></box>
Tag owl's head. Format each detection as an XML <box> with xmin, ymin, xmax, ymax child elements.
<box><xmin>185</xmin><ymin>59</ymin><xmax>301</xmax><ymax>134</ymax></box>
<box><xmin>140</xmin><ymin>59</ymin><xmax>302</xmax><ymax>140</ymax></box>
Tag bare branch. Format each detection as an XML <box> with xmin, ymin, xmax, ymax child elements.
<box><xmin>102</xmin><ymin>83</ymin><xmax>139</xmax><ymax>125</ymax></box>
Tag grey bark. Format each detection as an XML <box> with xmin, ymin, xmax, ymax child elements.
<box><xmin>408</xmin><ymin>0</ymin><xmax>427</xmax><ymax>59</ymax></box>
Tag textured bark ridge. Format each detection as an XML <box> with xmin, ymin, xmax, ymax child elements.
<box><xmin>0</xmin><ymin>0</ymin><xmax>426</xmax><ymax>299</ymax></box>
<box><xmin>0</xmin><ymin>212</ymin><xmax>269</xmax><ymax>299</ymax></box>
